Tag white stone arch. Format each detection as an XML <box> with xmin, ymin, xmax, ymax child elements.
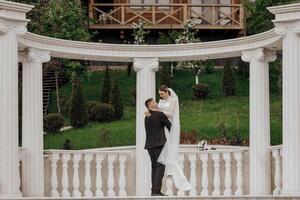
<box><xmin>1</xmin><ymin>0</ymin><xmax>300</xmax><ymax>197</ymax></box>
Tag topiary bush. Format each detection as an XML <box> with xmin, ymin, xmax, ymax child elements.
<box><xmin>63</xmin><ymin>139</ymin><xmax>72</xmax><ymax>150</ymax></box>
<box><xmin>192</xmin><ymin>83</ymin><xmax>210</xmax><ymax>100</ymax></box>
<box><xmin>101</xmin><ymin>66</ymin><xmax>111</xmax><ymax>103</ymax></box>
<box><xmin>222</xmin><ymin>59</ymin><xmax>236</xmax><ymax>96</ymax></box>
<box><xmin>86</xmin><ymin>101</ymin><xmax>99</xmax><ymax>120</ymax></box>
<box><xmin>69</xmin><ymin>76</ymin><xmax>88</xmax><ymax>128</ymax></box>
<box><xmin>111</xmin><ymin>78</ymin><xmax>124</xmax><ymax>120</ymax></box>
<box><xmin>89</xmin><ymin>103</ymin><xmax>115</xmax><ymax>122</ymax></box>
<box><xmin>43</xmin><ymin>113</ymin><xmax>64</xmax><ymax>133</ymax></box>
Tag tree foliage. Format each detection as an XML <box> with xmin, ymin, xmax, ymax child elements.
<box><xmin>101</xmin><ymin>67</ymin><xmax>111</xmax><ymax>103</ymax></box>
<box><xmin>222</xmin><ymin>60</ymin><xmax>236</xmax><ymax>96</ymax></box>
<box><xmin>69</xmin><ymin>76</ymin><xmax>88</xmax><ymax>128</ymax></box>
<box><xmin>245</xmin><ymin>0</ymin><xmax>298</xmax><ymax>35</ymax></box>
<box><xmin>111</xmin><ymin>78</ymin><xmax>124</xmax><ymax>120</ymax></box>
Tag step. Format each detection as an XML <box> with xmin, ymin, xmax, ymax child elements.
<box><xmin>1</xmin><ymin>196</ymin><xmax>297</xmax><ymax>200</ymax></box>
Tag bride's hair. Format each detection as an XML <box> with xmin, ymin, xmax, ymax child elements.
<box><xmin>159</xmin><ymin>85</ymin><xmax>171</xmax><ymax>95</ymax></box>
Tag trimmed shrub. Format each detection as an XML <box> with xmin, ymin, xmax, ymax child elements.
<box><xmin>101</xmin><ymin>66</ymin><xmax>111</xmax><ymax>103</ymax></box>
<box><xmin>222</xmin><ymin>59</ymin><xmax>236</xmax><ymax>96</ymax></box>
<box><xmin>44</xmin><ymin>113</ymin><xmax>64</xmax><ymax>133</ymax></box>
<box><xmin>86</xmin><ymin>101</ymin><xmax>99</xmax><ymax>120</ymax></box>
<box><xmin>63</xmin><ymin>139</ymin><xmax>72</xmax><ymax>150</ymax></box>
<box><xmin>111</xmin><ymin>78</ymin><xmax>124</xmax><ymax>120</ymax></box>
<box><xmin>89</xmin><ymin>103</ymin><xmax>115</xmax><ymax>122</ymax></box>
<box><xmin>69</xmin><ymin>77</ymin><xmax>88</xmax><ymax>128</ymax></box>
<box><xmin>192</xmin><ymin>83</ymin><xmax>210</xmax><ymax>99</ymax></box>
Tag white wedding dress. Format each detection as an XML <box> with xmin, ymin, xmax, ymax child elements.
<box><xmin>157</xmin><ymin>89</ymin><xmax>191</xmax><ymax>191</ymax></box>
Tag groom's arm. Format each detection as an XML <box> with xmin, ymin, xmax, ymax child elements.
<box><xmin>160</xmin><ymin>112</ymin><xmax>171</xmax><ymax>131</ymax></box>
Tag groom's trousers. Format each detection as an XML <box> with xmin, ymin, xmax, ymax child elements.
<box><xmin>147</xmin><ymin>145</ymin><xmax>165</xmax><ymax>193</ymax></box>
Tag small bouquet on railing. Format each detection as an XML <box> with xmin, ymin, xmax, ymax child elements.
<box><xmin>197</xmin><ymin>140</ymin><xmax>216</xmax><ymax>151</ymax></box>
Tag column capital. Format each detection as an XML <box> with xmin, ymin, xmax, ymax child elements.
<box><xmin>133</xmin><ymin>57</ymin><xmax>159</xmax><ymax>72</ymax></box>
<box><xmin>241</xmin><ymin>48</ymin><xmax>276</xmax><ymax>63</ymax></box>
<box><xmin>19</xmin><ymin>48</ymin><xmax>51</xmax><ymax>64</ymax></box>
<box><xmin>0</xmin><ymin>1</ymin><xmax>33</xmax><ymax>35</ymax></box>
<box><xmin>268</xmin><ymin>3</ymin><xmax>300</xmax><ymax>37</ymax></box>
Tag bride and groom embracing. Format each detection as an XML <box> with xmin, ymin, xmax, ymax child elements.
<box><xmin>144</xmin><ymin>85</ymin><xmax>191</xmax><ymax>196</ymax></box>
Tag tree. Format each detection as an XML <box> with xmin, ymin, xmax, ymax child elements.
<box><xmin>69</xmin><ymin>76</ymin><xmax>88</xmax><ymax>128</ymax></box>
<box><xmin>222</xmin><ymin>60</ymin><xmax>236</xmax><ymax>96</ymax></box>
<box><xmin>176</xmin><ymin>20</ymin><xmax>204</xmax><ymax>84</ymax></box>
<box><xmin>101</xmin><ymin>66</ymin><xmax>111</xmax><ymax>103</ymax></box>
<box><xmin>160</xmin><ymin>63</ymin><xmax>172</xmax><ymax>87</ymax></box>
<box><xmin>132</xmin><ymin>19</ymin><xmax>149</xmax><ymax>44</ymax></box>
<box><xmin>245</xmin><ymin>0</ymin><xmax>296</xmax><ymax>35</ymax></box>
<box><xmin>111</xmin><ymin>77</ymin><xmax>124</xmax><ymax>120</ymax></box>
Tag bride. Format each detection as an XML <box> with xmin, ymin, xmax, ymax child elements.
<box><xmin>146</xmin><ymin>85</ymin><xmax>191</xmax><ymax>191</ymax></box>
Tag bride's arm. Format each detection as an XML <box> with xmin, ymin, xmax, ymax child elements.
<box><xmin>163</xmin><ymin>98</ymin><xmax>177</xmax><ymax>118</ymax></box>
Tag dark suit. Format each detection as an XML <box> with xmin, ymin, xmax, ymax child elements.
<box><xmin>144</xmin><ymin>111</ymin><xmax>171</xmax><ymax>194</ymax></box>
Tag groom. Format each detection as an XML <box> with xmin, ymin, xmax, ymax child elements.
<box><xmin>144</xmin><ymin>98</ymin><xmax>171</xmax><ymax>196</ymax></box>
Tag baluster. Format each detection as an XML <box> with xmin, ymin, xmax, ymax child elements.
<box><xmin>200</xmin><ymin>153</ymin><xmax>209</xmax><ymax>196</ymax></box>
<box><xmin>223</xmin><ymin>152</ymin><xmax>232</xmax><ymax>196</ymax></box>
<box><xmin>165</xmin><ymin>176</ymin><xmax>174</xmax><ymax>196</ymax></box>
<box><xmin>50</xmin><ymin>153</ymin><xmax>60</xmax><ymax>197</ymax></box>
<box><xmin>212</xmin><ymin>153</ymin><xmax>221</xmax><ymax>196</ymax></box>
<box><xmin>83</xmin><ymin>154</ymin><xmax>93</xmax><ymax>197</ymax></box>
<box><xmin>188</xmin><ymin>153</ymin><xmax>197</xmax><ymax>196</ymax></box>
<box><xmin>177</xmin><ymin>153</ymin><xmax>186</xmax><ymax>196</ymax></box>
<box><xmin>107</xmin><ymin>154</ymin><xmax>116</xmax><ymax>196</ymax></box>
<box><xmin>61</xmin><ymin>153</ymin><xmax>71</xmax><ymax>197</ymax></box>
<box><xmin>119</xmin><ymin>154</ymin><xmax>128</xmax><ymax>196</ymax></box>
<box><xmin>95</xmin><ymin>154</ymin><xmax>104</xmax><ymax>197</ymax></box>
<box><xmin>234</xmin><ymin>152</ymin><xmax>243</xmax><ymax>195</ymax></box>
<box><xmin>72</xmin><ymin>153</ymin><xmax>82</xmax><ymax>197</ymax></box>
<box><xmin>272</xmin><ymin>149</ymin><xmax>282</xmax><ymax>195</ymax></box>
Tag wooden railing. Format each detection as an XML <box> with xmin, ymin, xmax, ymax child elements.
<box><xmin>88</xmin><ymin>3</ymin><xmax>244</xmax><ymax>30</ymax></box>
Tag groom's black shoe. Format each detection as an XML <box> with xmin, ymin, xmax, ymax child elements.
<box><xmin>151</xmin><ymin>192</ymin><xmax>167</xmax><ymax>196</ymax></box>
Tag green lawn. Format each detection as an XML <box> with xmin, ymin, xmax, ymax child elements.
<box><xmin>44</xmin><ymin>69</ymin><xmax>282</xmax><ymax>150</ymax></box>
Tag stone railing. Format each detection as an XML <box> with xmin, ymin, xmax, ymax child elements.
<box><xmin>270</xmin><ymin>145</ymin><xmax>283</xmax><ymax>195</ymax></box>
<box><xmin>43</xmin><ymin>145</ymin><xmax>251</xmax><ymax>197</ymax></box>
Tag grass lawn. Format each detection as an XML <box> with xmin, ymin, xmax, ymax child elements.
<box><xmin>44</xmin><ymin>69</ymin><xmax>282</xmax><ymax>150</ymax></box>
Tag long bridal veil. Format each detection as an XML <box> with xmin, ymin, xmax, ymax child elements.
<box><xmin>157</xmin><ymin>88</ymin><xmax>191</xmax><ymax>191</ymax></box>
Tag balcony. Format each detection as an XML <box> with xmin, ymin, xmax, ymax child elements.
<box><xmin>88</xmin><ymin>2</ymin><xmax>245</xmax><ymax>30</ymax></box>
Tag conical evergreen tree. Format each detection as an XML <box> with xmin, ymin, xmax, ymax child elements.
<box><xmin>111</xmin><ymin>77</ymin><xmax>124</xmax><ymax>120</ymax></box>
<box><xmin>69</xmin><ymin>76</ymin><xmax>88</xmax><ymax>128</ymax></box>
<box><xmin>222</xmin><ymin>59</ymin><xmax>236</xmax><ymax>96</ymax></box>
<box><xmin>101</xmin><ymin>66</ymin><xmax>111</xmax><ymax>103</ymax></box>
<box><xmin>160</xmin><ymin>63</ymin><xmax>172</xmax><ymax>87</ymax></box>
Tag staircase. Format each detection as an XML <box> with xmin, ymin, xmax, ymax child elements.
<box><xmin>43</xmin><ymin>70</ymin><xmax>68</xmax><ymax>115</ymax></box>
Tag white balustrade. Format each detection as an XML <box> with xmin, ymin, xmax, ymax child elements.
<box><xmin>95</xmin><ymin>154</ymin><xmax>104</xmax><ymax>197</ymax></box>
<box><xmin>271</xmin><ymin>146</ymin><xmax>283</xmax><ymax>195</ymax></box>
<box><xmin>49</xmin><ymin>153</ymin><xmax>60</xmax><ymax>197</ymax></box>
<box><xmin>212</xmin><ymin>153</ymin><xmax>221</xmax><ymax>196</ymax></box>
<box><xmin>107</xmin><ymin>154</ymin><xmax>116</xmax><ymax>196</ymax></box>
<box><xmin>223</xmin><ymin>152</ymin><xmax>232</xmax><ymax>196</ymax></box>
<box><xmin>200</xmin><ymin>153</ymin><xmax>209</xmax><ymax>196</ymax></box>
<box><xmin>118</xmin><ymin>155</ymin><xmax>128</xmax><ymax>196</ymax></box>
<box><xmin>188</xmin><ymin>153</ymin><xmax>197</xmax><ymax>196</ymax></box>
<box><xmin>234</xmin><ymin>152</ymin><xmax>243</xmax><ymax>195</ymax></box>
<box><xmin>61</xmin><ymin>154</ymin><xmax>71</xmax><ymax>197</ymax></box>
<box><xmin>83</xmin><ymin>154</ymin><xmax>93</xmax><ymax>197</ymax></box>
<box><xmin>72</xmin><ymin>154</ymin><xmax>82</xmax><ymax>197</ymax></box>
<box><xmin>45</xmin><ymin>150</ymin><xmax>130</xmax><ymax>197</ymax></box>
<box><xmin>44</xmin><ymin>146</ymin><xmax>252</xmax><ymax>198</ymax></box>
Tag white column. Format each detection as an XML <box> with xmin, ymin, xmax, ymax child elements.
<box><xmin>0</xmin><ymin>2</ymin><xmax>32</xmax><ymax>196</ymax></box>
<box><xmin>19</xmin><ymin>48</ymin><xmax>50</xmax><ymax>197</ymax></box>
<box><xmin>133</xmin><ymin>57</ymin><xmax>159</xmax><ymax>196</ymax></box>
<box><xmin>242</xmin><ymin>48</ymin><xmax>276</xmax><ymax>195</ymax></box>
<box><xmin>268</xmin><ymin>3</ymin><xmax>300</xmax><ymax>195</ymax></box>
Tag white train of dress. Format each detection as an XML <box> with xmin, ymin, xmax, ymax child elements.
<box><xmin>157</xmin><ymin>89</ymin><xmax>191</xmax><ymax>191</ymax></box>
